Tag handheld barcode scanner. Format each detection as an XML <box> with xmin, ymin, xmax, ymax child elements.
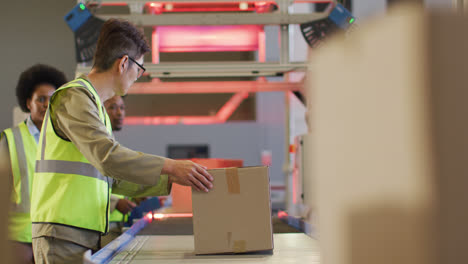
<box><xmin>300</xmin><ymin>3</ymin><xmax>356</xmax><ymax>48</ymax></box>
<box><xmin>64</xmin><ymin>3</ymin><xmax>105</xmax><ymax>63</ymax></box>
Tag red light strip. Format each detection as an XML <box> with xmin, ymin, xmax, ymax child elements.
<box><xmin>257</xmin><ymin>28</ymin><xmax>266</xmax><ymax>62</ymax></box>
<box><xmin>153</xmin><ymin>213</ymin><xmax>193</xmax><ymax>219</ymax></box>
<box><xmin>128</xmin><ymin>80</ymin><xmax>303</xmax><ymax>94</ymax></box>
<box><xmin>294</xmin><ymin>0</ymin><xmax>333</xmax><ymax>2</ymax></box>
<box><xmin>154</xmin><ymin>25</ymin><xmax>261</xmax><ymax>53</ymax></box>
<box><xmin>152</xmin><ymin>27</ymin><xmax>160</xmax><ymax>63</ymax></box>
<box><xmin>277</xmin><ymin>210</ymin><xmax>288</xmax><ymax>218</ymax></box>
<box><xmin>146</xmin><ymin>2</ymin><xmax>273</xmax><ymax>13</ymax></box>
<box><xmin>124</xmin><ymin>92</ymin><xmax>248</xmax><ymax>125</ymax></box>
<box><xmin>123</xmin><ymin>79</ymin><xmax>304</xmax><ymax>125</ymax></box>
<box><xmin>98</xmin><ymin>1</ymin><xmax>333</xmax><ymax>7</ymax></box>
<box><xmin>216</xmin><ymin>92</ymin><xmax>249</xmax><ymax>121</ymax></box>
<box><xmin>97</xmin><ymin>2</ymin><xmax>128</xmax><ymax>6</ymax></box>
<box><xmin>146</xmin><ymin>212</ymin><xmax>154</xmax><ymax>221</ymax></box>
<box><xmin>270</xmin><ymin>185</ymin><xmax>285</xmax><ymax>190</ymax></box>
<box><xmin>153</xmin><ymin>5</ymin><xmax>256</xmax><ymax>13</ymax></box>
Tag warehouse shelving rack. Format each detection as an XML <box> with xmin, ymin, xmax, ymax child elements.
<box><xmin>75</xmin><ymin>0</ymin><xmax>330</xmax><ymax>82</ymax></box>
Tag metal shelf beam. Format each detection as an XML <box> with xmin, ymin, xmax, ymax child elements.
<box><xmin>76</xmin><ymin>62</ymin><xmax>307</xmax><ymax>78</ymax></box>
<box><xmin>83</xmin><ymin>0</ymin><xmax>324</xmax><ymax>5</ymax></box>
<box><xmin>95</xmin><ymin>12</ymin><xmax>327</xmax><ymax>26</ymax></box>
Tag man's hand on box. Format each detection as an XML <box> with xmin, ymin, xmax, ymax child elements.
<box><xmin>116</xmin><ymin>199</ymin><xmax>137</xmax><ymax>214</ymax></box>
<box><xmin>163</xmin><ymin>159</ymin><xmax>213</xmax><ymax>192</ymax></box>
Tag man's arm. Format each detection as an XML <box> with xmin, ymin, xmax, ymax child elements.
<box><xmin>110</xmin><ymin>195</ymin><xmax>136</xmax><ymax>215</ymax></box>
<box><xmin>112</xmin><ymin>175</ymin><xmax>171</xmax><ymax>197</ymax></box>
<box><xmin>51</xmin><ymin>88</ymin><xmax>164</xmax><ymax>185</ymax></box>
<box><xmin>51</xmin><ymin>87</ymin><xmax>213</xmax><ymax>191</ymax></box>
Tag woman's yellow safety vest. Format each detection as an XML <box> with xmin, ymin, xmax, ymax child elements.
<box><xmin>31</xmin><ymin>78</ymin><xmax>113</xmax><ymax>233</ymax></box>
<box><xmin>3</xmin><ymin>121</ymin><xmax>37</xmax><ymax>242</ymax></box>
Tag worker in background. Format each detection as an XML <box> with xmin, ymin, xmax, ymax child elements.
<box><xmin>30</xmin><ymin>18</ymin><xmax>213</xmax><ymax>264</ymax></box>
<box><xmin>104</xmin><ymin>95</ymin><xmax>164</xmax><ymax>229</ymax></box>
<box><xmin>101</xmin><ymin>95</ymin><xmax>136</xmax><ymax>246</ymax></box>
<box><xmin>105</xmin><ymin>95</ymin><xmax>126</xmax><ymax>132</ymax></box>
<box><xmin>0</xmin><ymin>64</ymin><xmax>67</xmax><ymax>264</ymax></box>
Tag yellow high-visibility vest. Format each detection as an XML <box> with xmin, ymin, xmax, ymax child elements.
<box><xmin>31</xmin><ymin>78</ymin><xmax>113</xmax><ymax>233</ymax></box>
<box><xmin>3</xmin><ymin>121</ymin><xmax>37</xmax><ymax>242</ymax></box>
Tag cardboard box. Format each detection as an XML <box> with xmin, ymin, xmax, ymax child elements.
<box><xmin>192</xmin><ymin>166</ymin><xmax>273</xmax><ymax>254</ymax></box>
<box><xmin>308</xmin><ymin>4</ymin><xmax>468</xmax><ymax>264</ymax></box>
<box><xmin>171</xmin><ymin>159</ymin><xmax>244</xmax><ymax>213</ymax></box>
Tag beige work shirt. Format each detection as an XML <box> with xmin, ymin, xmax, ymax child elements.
<box><xmin>32</xmin><ymin>76</ymin><xmax>171</xmax><ymax>249</ymax></box>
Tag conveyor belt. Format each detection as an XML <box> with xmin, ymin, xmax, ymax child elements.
<box><xmin>108</xmin><ymin>233</ymin><xmax>319</xmax><ymax>264</ymax></box>
<box><xmin>137</xmin><ymin>217</ymin><xmax>302</xmax><ymax>235</ymax></box>
<box><xmin>84</xmin><ymin>215</ymin><xmax>312</xmax><ymax>263</ymax></box>
<box><xmin>137</xmin><ymin>217</ymin><xmax>193</xmax><ymax>235</ymax></box>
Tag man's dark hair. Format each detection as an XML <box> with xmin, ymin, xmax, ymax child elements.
<box><xmin>93</xmin><ymin>19</ymin><xmax>150</xmax><ymax>71</ymax></box>
<box><xmin>16</xmin><ymin>64</ymin><xmax>67</xmax><ymax>113</ymax></box>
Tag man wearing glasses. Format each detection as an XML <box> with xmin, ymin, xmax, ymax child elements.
<box><xmin>30</xmin><ymin>18</ymin><xmax>213</xmax><ymax>264</ymax></box>
<box><xmin>128</xmin><ymin>56</ymin><xmax>146</xmax><ymax>79</ymax></box>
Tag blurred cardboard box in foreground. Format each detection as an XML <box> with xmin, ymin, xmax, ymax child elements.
<box><xmin>192</xmin><ymin>166</ymin><xmax>273</xmax><ymax>254</ymax></box>
<box><xmin>309</xmin><ymin>4</ymin><xmax>468</xmax><ymax>264</ymax></box>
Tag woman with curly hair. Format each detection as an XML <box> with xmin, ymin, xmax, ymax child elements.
<box><xmin>0</xmin><ymin>64</ymin><xmax>67</xmax><ymax>264</ymax></box>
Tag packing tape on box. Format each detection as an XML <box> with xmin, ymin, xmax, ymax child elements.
<box><xmin>233</xmin><ymin>240</ymin><xmax>247</xmax><ymax>253</ymax></box>
<box><xmin>227</xmin><ymin>232</ymin><xmax>246</xmax><ymax>252</ymax></box>
<box><xmin>226</xmin><ymin>167</ymin><xmax>240</xmax><ymax>194</ymax></box>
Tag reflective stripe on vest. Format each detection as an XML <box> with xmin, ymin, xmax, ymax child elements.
<box><xmin>31</xmin><ymin>78</ymin><xmax>113</xmax><ymax>233</ymax></box>
<box><xmin>35</xmin><ymin>159</ymin><xmax>108</xmax><ymax>182</ymax></box>
<box><xmin>3</xmin><ymin>121</ymin><xmax>37</xmax><ymax>242</ymax></box>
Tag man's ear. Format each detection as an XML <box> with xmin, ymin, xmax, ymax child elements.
<box><xmin>117</xmin><ymin>55</ymin><xmax>129</xmax><ymax>74</ymax></box>
<box><xmin>26</xmin><ymin>98</ymin><xmax>32</xmax><ymax>111</ymax></box>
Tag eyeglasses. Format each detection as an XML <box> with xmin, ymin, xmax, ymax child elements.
<box><xmin>128</xmin><ymin>56</ymin><xmax>146</xmax><ymax>79</ymax></box>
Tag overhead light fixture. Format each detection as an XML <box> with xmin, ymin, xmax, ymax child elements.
<box><xmin>156</xmin><ymin>25</ymin><xmax>262</xmax><ymax>53</ymax></box>
<box><xmin>145</xmin><ymin>1</ymin><xmax>277</xmax><ymax>13</ymax></box>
